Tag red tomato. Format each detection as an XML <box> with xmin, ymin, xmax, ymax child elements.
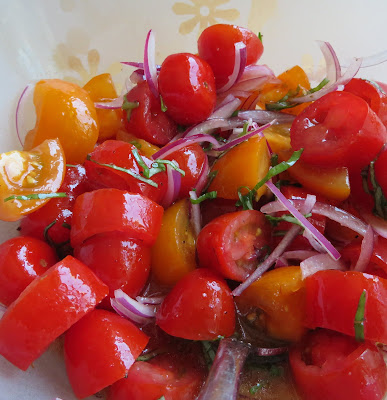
<box><xmin>156</xmin><ymin>268</ymin><xmax>235</xmax><ymax>340</ymax></box>
<box><xmin>19</xmin><ymin>164</ymin><xmax>88</xmax><ymax>244</ymax></box>
<box><xmin>305</xmin><ymin>270</ymin><xmax>387</xmax><ymax>343</ymax></box>
<box><xmin>158</xmin><ymin>53</ymin><xmax>216</xmax><ymax>125</ymax></box>
<box><xmin>375</xmin><ymin>146</ymin><xmax>387</xmax><ymax>197</ymax></box>
<box><xmin>289</xmin><ymin>329</ymin><xmax>387</xmax><ymax>400</ymax></box>
<box><xmin>0</xmin><ymin>256</ymin><xmax>108</xmax><ymax>370</ymax></box>
<box><xmin>70</xmin><ymin>188</ymin><xmax>164</xmax><ymax>247</ymax></box>
<box><xmin>344</xmin><ymin>78</ymin><xmax>387</xmax><ymax>127</ymax></box>
<box><xmin>74</xmin><ymin>231</ymin><xmax>151</xmax><ymax>307</ymax></box>
<box><xmin>201</xmin><ymin>198</ymin><xmax>240</xmax><ymax>226</ymax></box>
<box><xmin>197</xmin><ymin>210</ymin><xmax>270</xmax><ymax>281</ymax></box>
<box><xmin>198</xmin><ymin>24</ymin><xmax>264</xmax><ymax>89</ymax></box>
<box><xmin>64</xmin><ymin>309</ymin><xmax>149</xmax><ymax>398</ymax></box>
<box><xmin>0</xmin><ymin>236</ymin><xmax>57</xmax><ymax>306</ymax></box>
<box><xmin>108</xmin><ymin>351</ymin><xmax>206</xmax><ymax>400</ymax></box>
<box><xmin>165</xmin><ymin>143</ymin><xmax>207</xmax><ymax>198</ymax></box>
<box><xmin>290</xmin><ymin>92</ymin><xmax>387</xmax><ymax>169</ymax></box>
<box><xmin>123</xmin><ymin>81</ymin><xmax>177</xmax><ymax>146</ymax></box>
<box><xmin>84</xmin><ymin>140</ymin><xmax>167</xmax><ymax>203</ymax></box>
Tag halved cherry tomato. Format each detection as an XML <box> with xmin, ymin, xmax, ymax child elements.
<box><xmin>64</xmin><ymin>309</ymin><xmax>149</xmax><ymax>399</ymax></box>
<box><xmin>156</xmin><ymin>268</ymin><xmax>235</xmax><ymax>340</ymax></box>
<box><xmin>116</xmin><ymin>129</ymin><xmax>160</xmax><ymax>158</ymax></box>
<box><xmin>123</xmin><ymin>81</ymin><xmax>177</xmax><ymax>146</ymax></box>
<box><xmin>108</xmin><ymin>350</ymin><xmax>206</xmax><ymax>400</ymax></box>
<box><xmin>197</xmin><ymin>210</ymin><xmax>270</xmax><ymax>281</ymax></box>
<box><xmin>0</xmin><ymin>255</ymin><xmax>108</xmax><ymax>370</ymax></box>
<box><xmin>70</xmin><ymin>188</ymin><xmax>164</xmax><ymax>247</ymax></box>
<box><xmin>83</xmin><ymin>73</ymin><xmax>122</xmax><ymax>141</ymax></box>
<box><xmin>208</xmin><ymin>135</ymin><xmax>270</xmax><ymax>201</ymax></box>
<box><xmin>201</xmin><ymin>198</ymin><xmax>240</xmax><ymax>226</ymax></box>
<box><xmin>305</xmin><ymin>270</ymin><xmax>387</xmax><ymax>343</ymax></box>
<box><xmin>0</xmin><ymin>236</ymin><xmax>57</xmax><ymax>306</ymax></box>
<box><xmin>19</xmin><ymin>164</ymin><xmax>88</xmax><ymax>244</ymax></box>
<box><xmin>159</xmin><ymin>53</ymin><xmax>216</xmax><ymax>125</ymax></box>
<box><xmin>74</xmin><ymin>231</ymin><xmax>151</xmax><ymax>306</ymax></box>
<box><xmin>0</xmin><ymin>139</ymin><xmax>65</xmax><ymax>222</ymax></box>
<box><xmin>289</xmin><ymin>329</ymin><xmax>387</xmax><ymax>400</ymax></box>
<box><xmin>84</xmin><ymin>140</ymin><xmax>167</xmax><ymax>203</ymax></box>
<box><xmin>375</xmin><ymin>146</ymin><xmax>387</xmax><ymax>197</ymax></box>
<box><xmin>198</xmin><ymin>24</ymin><xmax>263</xmax><ymax>89</ymax></box>
<box><xmin>24</xmin><ymin>79</ymin><xmax>99</xmax><ymax>164</ymax></box>
<box><xmin>151</xmin><ymin>199</ymin><xmax>197</xmax><ymax>286</ymax></box>
<box><xmin>290</xmin><ymin>91</ymin><xmax>387</xmax><ymax>170</ymax></box>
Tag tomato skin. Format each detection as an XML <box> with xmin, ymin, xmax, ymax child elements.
<box><xmin>198</xmin><ymin>24</ymin><xmax>263</xmax><ymax>89</ymax></box>
<box><xmin>19</xmin><ymin>164</ymin><xmax>88</xmax><ymax>244</ymax></box>
<box><xmin>156</xmin><ymin>268</ymin><xmax>235</xmax><ymax>340</ymax></box>
<box><xmin>305</xmin><ymin>270</ymin><xmax>387</xmax><ymax>343</ymax></box>
<box><xmin>290</xmin><ymin>91</ymin><xmax>387</xmax><ymax>169</ymax></box>
<box><xmin>123</xmin><ymin>81</ymin><xmax>178</xmax><ymax>146</ymax></box>
<box><xmin>159</xmin><ymin>53</ymin><xmax>216</xmax><ymax>125</ymax></box>
<box><xmin>64</xmin><ymin>309</ymin><xmax>149</xmax><ymax>399</ymax></box>
<box><xmin>289</xmin><ymin>329</ymin><xmax>387</xmax><ymax>400</ymax></box>
<box><xmin>197</xmin><ymin>210</ymin><xmax>270</xmax><ymax>281</ymax></box>
<box><xmin>74</xmin><ymin>231</ymin><xmax>151</xmax><ymax>307</ymax></box>
<box><xmin>84</xmin><ymin>140</ymin><xmax>167</xmax><ymax>203</ymax></box>
<box><xmin>108</xmin><ymin>351</ymin><xmax>205</xmax><ymax>400</ymax></box>
<box><xmin>0</xmin><ymin>236</ymin><xmax>57</xmax><ymax>306</ymax></box>
<box><xmin>0</xmin><ymin>255</ymin><xmax>108</xmax><ymax>370</ymax></box>
<box><xmin>70</xmin><ymin>188</ymin><xmax>164</xmax><ymax>248</ymax></box>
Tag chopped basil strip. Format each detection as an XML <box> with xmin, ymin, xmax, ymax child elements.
<box><xmin>308</xmin><ymin>77</ymin><xmax>329</xmax><ymax>94</ymax></box>
<box><xmin>160</xmin><ymin>95</ymin><xmax>168</xmax><ymax>112</ymax></box>
<box><xmin>130</xmin><ymin>140</ymin><xmax>142</xmax><ymax>150</ymax></box>
<box><xmin>270</xmin><ymin>364</ymin><xmax>284</xmax><ymax>377</ymax></box>
<box><xmin>366</xmin><ymin>79</ymin><xmax>386</xmax><ymax>95</ymax></box>
<box><xmin>153</xmin><ymin>159</ymin><xmax>185</xmax><ymax>177</ymax></box>
<box><xmin>131</xmin><ymin>148</ymin><xmax>151</xmax><ymax>177</ymax></box>
<box><xmin>66</xmin><ymin>164</ymin><xmax>78</xmax><ymax>168</ymax></box>
<box><xmin>258</xmin><ymin>32</ymin><xmax>263</xmax><ymax>42</ymax></box>
<box><xmin>136</xmin><ymin>349</ymin><xmax>163</xmax><ymax>362</ymax></box>
<box><xmin>354</xmin><ymin>290</ymin><xmax>366</xmax><ymax>341</ymax></box>
<box><xmin>202</xmin><ymin>170</ymin><xmax>218</xmax><ymax>194</ymax></box>
<box><xmin>86</xmin><ymin>155</ymin><xmax>158</xmax><ymax>188</ymax></box>
<box><xmin>364</xmin><ymin>160</ymin><xmax>387</xmax><ymax>219</ymax></box>
<box><xmin>272</xmin><ymin>230</ymin><xmax>288</xmax><ymax>237</ymax></box>
<box><xmin>122</xmin><ymin>95</ymin><xmax>139</xmax><ymax>122</ymax></box>
<box><xmin>250</xmin><ymin>383</ymin><xmax>264</xmax><ymax>394</ymax></box>
<box><xmin>236</xmin><ymin>149</ymin><xmax>303</xmax><ymax>210</ymax></box>
<box><xmin>4</xmin><ymin>192</ymin><xmax>67</xmax><ymax>202</ymax></box>
<box><xmin>201</xmin><ymin>340</ymin><xmax>217</xmax><ymax>369</ymax></box>
<box><xmin>265</xmin><ymin>213</ymin><xmax>312</xmax><ymax>227</ymax></box>
<box><xmin>44</xmin><ymin>220</ymin><xmax>57</xmax><ymax>247</ymax></box>
<box><xmin>271</xmin><ymin>153</ymin><xmax>279</xmax><ymax>167</ymax></box>
<box><xmin>62</xmin><ymin>222</ymin><xmax>71</xmax><ymax>229</ymax></box>
<box><xmin>190</xmin><ymin>191</ymin><xmax>217</xmax><ymax>204</ymax></box>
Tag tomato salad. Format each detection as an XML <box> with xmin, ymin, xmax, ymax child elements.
<box><xmin>1</xmin><ymin>23</ymin><xmax>387</xmax><ymax>400</ymax></box>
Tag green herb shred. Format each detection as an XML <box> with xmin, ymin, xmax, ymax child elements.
<box><xmin>354</xmin><ymin>290</ymin><xmax>367</xmax><ymax>341</ymax></box>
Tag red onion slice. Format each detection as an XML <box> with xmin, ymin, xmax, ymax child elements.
<box><xmin>361</xmin><ymin>211</ymin><xmax>387</xmax><ymax>239</ymax></box>
<box><xmin>130</xmin><ymin>69</ymin><xmax>145</xmax><ymax>84</ymax></box>
<box><xmin>238</xmin><ymin>64</ymin><xmax>276</xmax><ymax>82</ymax></box>
<box><xmin>194</xmin><ymin>156</ymin><xmax>209</xmax><ymax>195</ymax></box>
<box><xmin>15</xmin><ymin>84</ymin><xmax>34</xmax><ymax>146</ymax></box>
<box><xmin>144</xmin><ymin>29</ymin><xmax>159</xmax><ymax>98</ymax></box>
<box><xmin>237</xmin><ymin>110</ymin><xmax>295</xmax><ymax>125</ymax></box>
<box><xmin>256</xmin><ymin>347</ymin><xmax>288</xmax><ymax>357</ymax></box>
<box><xmin>161</xmin><ymin>166</ymin><xmax>181</xmax><ymax>208</ymax></box>
<box><xmin>353</xmin><ymin>226</ymin><xmax>374</xmax><ymax>272</ymax></box>
<box><xmin>189</xmin><ymin>190</ymin><xmax>201</xmax><ymax>237</ymax></box>
<box><xmin>300</xmin><ymin>253</ymin><xmax>346</xmax><ymax>279</ymax></box>
<box><xmin>183</xmin><ymin>118</ymin><xmax>244</xmax><ymax>139</ymax></box>
<box><xmin>210</xmin><ymin>96</ymin><xmax>242</xmax><ymax>119</ymax></box>
<box><xmin>197</xmin><ymin>339</ymin><xmax>250</xmax><ymax>400</ymax></box>
<box><xmin>121</xmin><ymin>61</ymin><xmax>161</xmax><ymax>70</ymax></box>
<box><xmin>317</xmin><ymin>41</ymin><xmax>341</xmax><ymax>84</ymax></box>
<box><xmin>94</xmin><ymin>94</ymin><xmax>125</xmax><ymax>110</ymax></box>
<box><xmin>110</xmin><ymin>298</ymin><xmax>150</xmax><ymax>325</ymax></box>
<box><xmin>114</xmin><ymin>289</ymin><xmax>157</xmax><ymax>318</ymax></box>
<box><xmin>136</xmin><ymin>295</ymin><xmax>165</xmax><ymax>305</ymax></box>
<box><xmin>282</xmin><ymin>250</ymin><xmax>319</xmax><ymax>261</ymax></box>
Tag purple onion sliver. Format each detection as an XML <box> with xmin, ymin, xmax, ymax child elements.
<box><xmin>361</xmin><ymin>211</ymin><xmax>387</xmax><ymax>239</ymax></box>
<box><xmin>94</xmin><ymin>95</ymin><xmax>124</xmax><ymax>110</ymax></box>
<box><xmin>318</xmin><ymin>41</ymin><xmax>341</xmax><ymax>84</ymax></box>
<box><xmin>210</xmin><ymin>97</ymin><xmax>241</xmax><ymax>119</ymax></box>
<box><xmin>300</xmin><ymin>253</ymin><xmax>346</xmax><ymax>280</ymax></box>
<box><xmin>110</xmin><ymin>298</ymin><xmax>150</xmax><ymax>325</ymax></box>
<box><xmin>114</xmin><ymin>289</ymin><xmax>156</xmax><ymax>318</ymax></box>
<box><xmin>238</xmin><ymin>64</ymin><xmax>276</xmax><ymax>82</ymax></box>
<box><xmin>282</xmin><ymin>250</ymin><xmax>319</xmax><ymax>261</ymax></box>
<box><xmin>194</xmin><ymin>156</ymin><xmax>209</xmax><ymax>195</ymax></box>
<box><xmin>256</xmin><ymin>347</ymin><xmax>288</xmax><ymax>357</ymax></box>
<box><xmin>183</xmin><ymin>118</ymin><xmax>242</xmax><ymax>139</ymax></box>
<box><xmin>130</xmin><ymin>69</ymin><xmax>145</xmax><ymax>84</ymax></box>
<box><xmin>214</xmin><ymin>94</ymin><xmax>238</xmax><ymax>111</ymax></box>
<box><xmin>144</xmin><ymin>29</ymin><xmax>159</xmax><ymax>98</ymax></box>
<box><xmin>121</xmin><ymin>62</ymin><xmax>161</xmax><ymax>70</ymax></box>
<box><xmin>161</xmin><ymin>166</ymin><xmax>181</xmax><ymax>208</ymax></box>
<box><xmin>136</xmin><ymin>295</ymin><xmax>165</xmax><ymax>305</ymax></box>
<box><xmin>15</xmin><ymin>84</ymin><xmax>33</xmax><ymax>146</ymax></box>
<box><xmin>189</xmin><ymin>191</ymin><xmax>202</xmax><ymax>237</ymax></box>
<box><xmin>237</xmin><ymin>110</ymin><xmax>295</xmax><ymax>125</ymax></box>
<box><xmin>354</xmin><ymin>226</ymin><xmax>374</xmax><ymax>272</ymax></box>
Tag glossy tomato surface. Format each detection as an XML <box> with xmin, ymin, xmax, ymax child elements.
<box><xmin>0</xmin><ymin>256</ymin><xmax>108</xmax><ymax>370</ymax></box>
<box><xmin>156</xmin><ymin>268</ymin><xmax>235</xmax><ymax>340</ymax></box>
<box><xmin>64</xmin><ymin>309</ymin><xmax>149</xmax><ymax>399</ymax></box>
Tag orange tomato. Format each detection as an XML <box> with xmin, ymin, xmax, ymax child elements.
<box><xmin>208</xmin><ymin>135</ymin><xmax>270</xmax><ymax>201</ymax></box>
<box><xmin>151</xmin><ymin>199</ymin><xmax>196</xmax><ymax>286</ymax></box>
<box><xmin>0</xmin><ymin>139</ymin><xmax>65</xmax><ymax>221</ymax></box>
<box><xmin>83</xmin><ymin>73</ymin><xmax>121</xmax><ymax>141</ymax></box>
<box><xmin>24</xmin><ymin>79</ymin><xmax>99</xmax><ymax>164</ymax></box>
<box><xmin>116</xmin><ymin>129</ymin><xmax>160</xmax><ymax>158</ymax></box>
<box><xmin>236</xmin><ymin>266</ymin><xmax>306</xmax><ymax>342</ymax></box>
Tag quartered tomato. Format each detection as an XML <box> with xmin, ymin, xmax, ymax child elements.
<box><xmin>24</xmin><ymin>79</ymin><xmax>99</xmax><ymax>164</ymax></box>
<box><xmin>197</xmin><ymin>210</ymin><xmax>270</xmax><ymax>281</ymax></box>
<box><xmin>0</xmin><ymin>139</ymin><xmax>65</xmax><ymax>222</ymax></box>
<box><xmin>290</xmin><ymin>91</ymin><xmax>387</xmax><ymax>170</ymax></box>
<box><xmin>289</xmin><ymin>329</ymin><xmax>387</xmax><ymax>400</ymax></box>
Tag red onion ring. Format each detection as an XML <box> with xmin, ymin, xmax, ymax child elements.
<box><xmin>237</xmin><ymin>110</ymin><xmax>295</xmax><ymax>125</ymax></box>
<box><xmin>217</xmin><ymin>42</ymin><xmax>247</xmax><ymax>93</ymax></box>
<box><xmin>15</xmin><ymin>84</ymin><xmax>34</xmax><ymax>146</ymax></box>
<box><xmin>353</xmin><ymin>226</ymin><xmax>374</xmax><ymax>272</ymax></box>
<box><xmin>114</xmin><ymin>289</ymin><xmax>157</xmax><ymax>318</ymax></box>
<box><xmin>144</xmin><ymin>29</ymin><xmax>159</xmax><ymax>98</ymax></box>
<box><xmin>239</xmin><ymin>64</ymin><xmax>276</xmax><ymax>82</ymax></box>
<box><xmin>256</xmin><ymin>347</ymin><xmax>288</xmax><ymax>357</ymax></box>
<box><xmin>136</xmin><ymin>295</ymin><xmax>165</xmax><ymax>305</ymax></box>
<box><xmin>318</xmin><ymin>41</ymin><xmax>341</xmax><ymax>84</ymax></box>
<box><xmin>161</xmin><ymin>165</ymin><xmax>181</xmax><ymax>208</ymax></box>
<box><xmin>282</xmin><ymin>250</ymin><xmax>319</xmax><ymax>261</ymax></box>
<box><xmin>189</xmin><ymin>190</ymin><xmax>201</xmax><ymax>237</ymax></box>
<box><xmin>121</xmin><ymin>61</ymin><xmax>161</xmax><ymax>70</ymax></box>
<box><xmin>183</xmin><ymin>118</ymin><xmax>244</xmax><ymax>139</ymax></box>
<box><xmin>130</xmin><ymin>69</ymin><xmax>145</xmax><ymax>84</ymax></box>
<box><xmin>194</xmin><ymin>156</ymin><xmax>209</xmax><ymax>195</ymax></box>
<box><xmin>361</xmin><ymin>211</ymin><xmax>387</xmax><ymax>239</ymax></box>
<box><xmin>210</xmin><ymin>96</ymin><xmax>242</xmax><ymax>119</ymax></box>
<box><xmin>300</xmin><ymin>253</ymin><xmax>346</xmax><ymax>279</ymax></box>
<box><xmin>94</xmin><ymin>94</ymin><xmax>124</xmax><ymax>110</ymax></box>
<box><xmin>110</xmin><ymin>298</ymin><xmax>150</xmax><ymax>325</ymax></box>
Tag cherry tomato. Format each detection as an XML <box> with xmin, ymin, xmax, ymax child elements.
<box><xmin>24</xmin><ymin>79</ymin><xmax>99</xmax><ymax>164</ymax></box>
<box><xmin>375</xmin><ymin>146</ymin><xmax>387</xmax><ymax>197</ymax></box>
<box><xmin>71</xmin><ymin>188</ymin><xmax>164</xmax><ymax>248</ymax></box>
<box><xmin>0</xmin><ymin>139</ymin><xmax>65</xmax><ymax>222</ymax></box>
<box><xmin>197</xmin><ymin>210</ymin><xmax>270</xmax><ymax>281</ymax></box>
<box><xmin>84</xmin><ymin>140</ymin><xmax>167</xmax><ymax>203</ymax></box>
<box><xmin>151</xmin><ymin>199</ymin><xmax>197</xmax><ymax>286</ymax></box>
<box><xmin>108</xmin><ymin>350</ymin><xmax>206</xmax><ymax>400</ymax></box>
<box><xmin>290</xmin><ymin>91</ymin><xmax>387</xmax><ymax>170</ymax></box>
<box><xmin>74</xmin><ymin>231</ymin><xmax>151</xmax><ymax>306</ymax></box>
<box><xmin>123</xmin><ymin>81</ymin><xmax>177</xmax><ymax>146</ymax></box>
<box><xmin>158</xmin><ymin>53</ymin><xmax>216</xmax><ymax>125</ymax></box>
<box><xmin>156</xmin><ymin>268</ymin><xmax>235</xmax><ymax>340</ymax></box>
<box><xmin>198</xmin><ymin>24</ymin><xmax>263</xmax><ymax>89</ymax></box>
<box><xmin>116</xmin><ymin>129</ymin><xmax>160</xmax><ymax>158</ymax></box>
<box><xmin>83</xmin><ymin>73</ymin><xmax>122</xmax><ymax>141</ymax></box>
<box><xmin>201</xmin><ymin>198</ymin><xmax>240</xmax><ymax>227</ymax></box>
<box><xmin>289</xmin><ymin>329</ymin><xmax>387</xmax><ymax>400</ymax></box>
<box><xmin>19</xmin><ymin>164</ymin><xmax>88</xmax><ymax>244</ymax></box>
<box><xmin>0</xmin><ymin>255</ymin><xmax>108</xmax><ymax>370</ymax></box>
<box><xmin>64</xmin><ymin>309</ymin><xmax>149</xmax><ymax>398</ymax></box>
<box><xmin>305</xmin><ymin>270</ymin><xmax>387</xmax><ymax>343</ymax></box>
<box><xmin>0</xmin><ymin>236</ymin><xmax>57</xmax><ymax>306</ymax></box>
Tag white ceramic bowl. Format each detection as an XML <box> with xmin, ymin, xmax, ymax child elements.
<box><xmin>1</xmin><ymin>0</ymin><xmax>387</xmax><ymax>398</ymax></box>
